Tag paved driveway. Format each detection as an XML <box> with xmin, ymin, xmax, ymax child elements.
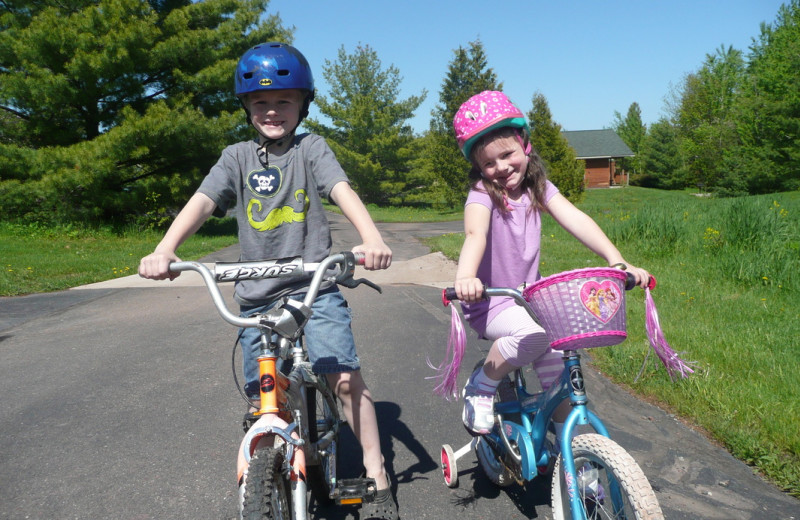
<box><xmin>1</xmin><ymin>214</ymin><xmax>796</xmax><ymax>519</ymax></box>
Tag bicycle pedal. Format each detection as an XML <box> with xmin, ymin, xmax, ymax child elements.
<box><xmin>242</xmin><ymin>411</ymin><xmax>259</xmax><ymax>433</ymax></box>
<box><xmin>333</xmin><ymin>478</ymin><xmax>377</xmax><ymax>505</ymax></box>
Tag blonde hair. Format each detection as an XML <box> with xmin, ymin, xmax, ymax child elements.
<box><xmin>244</xmin><ymin>89</ymin><xmax>303</xmax><ymax>111</ymax></box>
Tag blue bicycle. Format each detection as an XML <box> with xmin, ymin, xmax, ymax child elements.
<box><xmin>439</xmin><ymin>267</ymin><xmax>665</xmax><ymax>520</ymax></box>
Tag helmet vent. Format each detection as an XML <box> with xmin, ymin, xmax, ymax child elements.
<box><xmin>277</xmin><ymin>69</ymin><xmax>290</xmax><ymax>76</ymax></box>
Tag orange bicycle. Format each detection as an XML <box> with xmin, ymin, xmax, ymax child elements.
<box><xmin>169</xmin><ymin>251</ymin><xmax>381</xmax><ymax>520</ymax></box>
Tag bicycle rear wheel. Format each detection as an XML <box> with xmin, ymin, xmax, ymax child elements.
<box><xmin>475</xmin><ymin>436</ymin><xmax>517</xmax><ymax>487</ymax></box>
<box><xmin>472</xmin><ymin>359</ymin><xmax>520</xmax><ymax>487</ymax></box>
<box><xmin>551</xmin><ymin>433</ymin><xmax>663</xmax><ymax>520</ymax></box>
<box><xmin>306</xmin><ymin>377</ymin><xmax>339</xmax><ymax>506</ymax></box>
<box><xmin>241</xmin><ymin>447</ymin><xmax>292</xmax><ymax>520</ymax></box>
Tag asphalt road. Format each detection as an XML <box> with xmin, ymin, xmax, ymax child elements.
<box><xmin>1</xmin><ymin>215</ymin><xmax>797</xmax><ymax>519</ymax></box>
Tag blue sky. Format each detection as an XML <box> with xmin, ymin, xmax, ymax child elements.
<box><xmin>266</xmin><ymin>0</ymin><xmax>786</xmax><ymax>134</ymax></box>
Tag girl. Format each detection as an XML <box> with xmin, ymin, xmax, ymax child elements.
<box><xmin>451</xmin><ymin>91</ymin><xmax>651</xmax><ymax>436</ymax></box>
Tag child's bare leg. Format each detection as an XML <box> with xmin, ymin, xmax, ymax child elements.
<box><xmin>326</xmin><ymin>370</ymin><xmax>389</xmax><ymax>490</ymax></box>
<box><xmin>482</xmin><ymin>340</ymin><xmax>517</xmax><ymax>380</ymax></box>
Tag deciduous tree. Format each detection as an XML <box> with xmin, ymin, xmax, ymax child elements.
<box><xmin>734</xmin><ymin>0</ymin><xmax>800</xmax><ymax>193</ymax></box>
<box><xmin>675</xmin><ymin>45</ymin><xmax>745</xmax><ymax>192</ymax></box>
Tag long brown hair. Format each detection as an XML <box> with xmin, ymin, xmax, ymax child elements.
<box><xmin>467</xmin><ymin>127</ymin><xmax>549</xmax><ymax>213</ymax></box>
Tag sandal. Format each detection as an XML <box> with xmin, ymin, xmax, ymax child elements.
<box><xmin>361</xmin><ymin>487</ymin><xmax>398</xmax><ymax>520</ymax></box>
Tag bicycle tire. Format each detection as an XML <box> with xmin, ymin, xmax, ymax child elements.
<box><xmin>305</xmin><ymin>377</ymin><xmax>339</xmax><ymax>506</ymax></box>
<box><xmin>551</xmin><ymin>433</ymin><xmax>663</xmax><ymax>520</ymax></box>
<box><xmin>475</xmin><ymin>436</ymin><xmax>517</xmax><ymax>487</ymax></box>
<box><xmin>241</xmin><ymin>447</ymin><xmax>292</xmax><ymax>520</ymax></box>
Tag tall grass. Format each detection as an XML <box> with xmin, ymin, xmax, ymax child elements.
<box><xmin>424</xmin><ymin>187</ymin><xmax>800</xmax><ymax>497</ymax></box>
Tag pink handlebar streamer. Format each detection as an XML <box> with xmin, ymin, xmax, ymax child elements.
<box><xmin>427</xmin><ymin>303</ymin><xmax>467</xmax><ymax>400</ymax></box>
<box><xmin>645</xmin><ymin>288</ymin><xmax>695</xmax><ymax>380</ymax></box>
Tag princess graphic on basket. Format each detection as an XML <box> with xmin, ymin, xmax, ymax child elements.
<box><xmin>580</xmin><ymin>282</ymin><xmax>621</xmax><ymax>323</ymax></box>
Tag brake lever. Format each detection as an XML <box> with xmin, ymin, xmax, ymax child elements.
<box><xmin>336</xmin><ymin>252</ymin><xmax>383</xmax><ymax>293</ymax></box>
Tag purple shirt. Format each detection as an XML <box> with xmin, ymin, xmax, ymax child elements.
<box><xmin>461</xmin><ymin>180</ymin><xmax>559</xmax><ymax>337</ymax></box>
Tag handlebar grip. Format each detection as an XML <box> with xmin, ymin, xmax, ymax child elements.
<box><xmin>168</xmin><ymin>261</ymin><xmax>188</xmax><ymax>274</ymax></box>
<box><xmin>353</xmin><ymin>251</ymin><xmax>366</xmax><ymax>266</ymax></box>
<box><xmin>442</xmin><ymin>287</ymin><xmax>458</xmax><ymax>307</ymax></box>
<box><xmin>624</xmin><ymin>272</ymin><xmax>657</xmax><ymax>291</ymax></box>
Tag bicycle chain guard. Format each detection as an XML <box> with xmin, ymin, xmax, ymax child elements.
<box><xmin>491</xmin><ymin>419</ymin><xmax>537</xmax><ymax>481</ymax></box>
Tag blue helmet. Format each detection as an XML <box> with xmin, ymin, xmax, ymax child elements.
<box><xmin>235</xmin><ymin>43</ymin><xmax>315</xmax><ymax>154</ymax></box>
<box><xmin>235</xmin><ymin>42</ymin><xmax>314</xmax><ymax>102</ymax></box>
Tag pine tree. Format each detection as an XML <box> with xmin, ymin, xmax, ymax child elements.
<box><xmin>304</xmin><ymin>44</ymin><xmax>425</xmax><ymax>205</ymax></box>
<box><xmin>638</xmin><ymin>118</ymin><xmax>686</xmax><ymax>189</ymax></box>
<box><xmin>612</xmin><ymin>102</ymin><xmax>646</xmax><ymax>175</ymax></box>
<box><xmin>0</xmin><ymin>0</ymin><xmax>291</xmax><ymax>225</ymax></box>
<box><xmin>528</xmin><ymin>92</ymin><xmax>584</xmax><ymax>201</ymax></box>
<box><xmin>424</xmin><ymin>40</ymin><xmax>500</xmax><ymax>207</ymax></box>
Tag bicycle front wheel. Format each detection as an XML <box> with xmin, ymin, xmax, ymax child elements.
<box><xmin>241</xmin><ymin>447</ymin><xmax>292</xmax><ymax>520</ymax></box>
<box><xmin>551</xmin><ymin>433</ymin><xmax>663</xmax><ymax>520</ymax></box>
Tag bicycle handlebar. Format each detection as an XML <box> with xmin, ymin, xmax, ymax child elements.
<box><xmin>441</xmin><ymin>271</ymin><xmax>656</xmax><ymax>307</ymax></box>
<box><xmin>169</xmin><ymin>251</ymin><xmax>377</xmax><ymax>329</ymax></box>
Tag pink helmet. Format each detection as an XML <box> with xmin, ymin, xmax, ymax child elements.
<box><xmin>453</xmin><ymin>90</ymin><xmax>529</xmax><ymax>159</ymax></box>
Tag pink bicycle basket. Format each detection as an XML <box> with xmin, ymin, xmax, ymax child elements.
<box><xmin>522</xmin><ymin>268</ymin><xmax>628</xmax><ymax>350</ymax></box>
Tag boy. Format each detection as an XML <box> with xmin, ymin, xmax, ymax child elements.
<box><xmin>139</xmin><ymin>42</ymin><xmax>397</xmax><ymax>519</ymax></box>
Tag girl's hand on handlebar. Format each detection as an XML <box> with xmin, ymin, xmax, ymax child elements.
<box><xmin>139</xmin><ymin>250</ymin><xmax>181</xmax><ymax>280</ymax></box>
<box><xmin>352</xmin><ymin>241</ymin><xmax>392</xmax><ymax>271</ymax></box>
<box><xmin>622</xmin><ymin>263</ymin><xmax>652</xmax><ymax>289</ymax></box>
<box><xmin>454</xmin><ymin>277</ymin><xmax>484</xmax><ymax>303</ymax></box>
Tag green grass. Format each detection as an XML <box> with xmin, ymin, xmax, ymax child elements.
<box><xmin>424</xmin><ymin>187</ymin><xmax>800</xmax><ymax>497</ymax></box>
<box><xmin>3</xmin><ymin>188</ymin><xmax>798</xmax><ymax>497</ymax></box>
<box><xmin>0</xmin><ymin>218</ymin><xmax>238</xmax><ymax>296</ymax></box>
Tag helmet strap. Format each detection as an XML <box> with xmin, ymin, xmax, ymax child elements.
<box><xmin>256</xmin><ymin>130</ymin><xmax>295</xmax><ymax>168</ymax></box>
<box><xmin>516</xmin><ymin>132</ymin><xmax>532</xmax><ymax>155</ymax></box>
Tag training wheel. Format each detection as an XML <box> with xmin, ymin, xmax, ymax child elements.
<box><xmin>441</xmin><ymin>444</ymin><xmax>459</xmax><ymax>488</ymax></box>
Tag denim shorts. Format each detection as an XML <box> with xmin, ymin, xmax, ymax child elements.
<box><xmin>239</xmin><ymin>287</ymin><xmax>360</xmax><ymax>398</ymax></box>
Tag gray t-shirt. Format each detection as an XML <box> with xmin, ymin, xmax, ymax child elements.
<box><xmin>197</xmin><ymin>133</ymin><xmax>349</xmax><ymax>305</ymax></box>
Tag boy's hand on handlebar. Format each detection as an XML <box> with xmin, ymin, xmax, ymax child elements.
<box><xmin>454</xmin><ymin>277</ymin><xmax>484</xmax><ymax>303</ymax></box>
<box><xmin>139</xmin><ymin>250</ymin><xmax>181</xmax><ymax>280</ymax></box>
<box><xmin>352</xmin><ymin>241</ymin><xmax>392</xmax><ymax>271</ymax></box>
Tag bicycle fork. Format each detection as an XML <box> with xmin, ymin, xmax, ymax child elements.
<box><xmin>237</xmin><ymin>350</ymin><xmax>309</xmax><ymax>519</ymax></box>
<box><xmin>558</xmin><ymin>351</ymin><xmax>612</xmax><ymax>520</ymax></box>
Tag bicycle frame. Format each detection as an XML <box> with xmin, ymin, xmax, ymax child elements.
<box><xmin>170</xmin><ymin>252</ymin><xmax>375</xmax><ymax>520</ymax></box>
<box><xmin>237</xmin><ymin>337</ymin><xmax>309</xmax><ymax>519</ymax></box>
<box><xmin>493</xmin><ymin>353</ymin><xmax>605</xmax><ymax>475</ymax></box>
<box><xmin>441</xmin><ymin>282</ymin><xmax>651</xmax><ymax>520</ymax></box>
